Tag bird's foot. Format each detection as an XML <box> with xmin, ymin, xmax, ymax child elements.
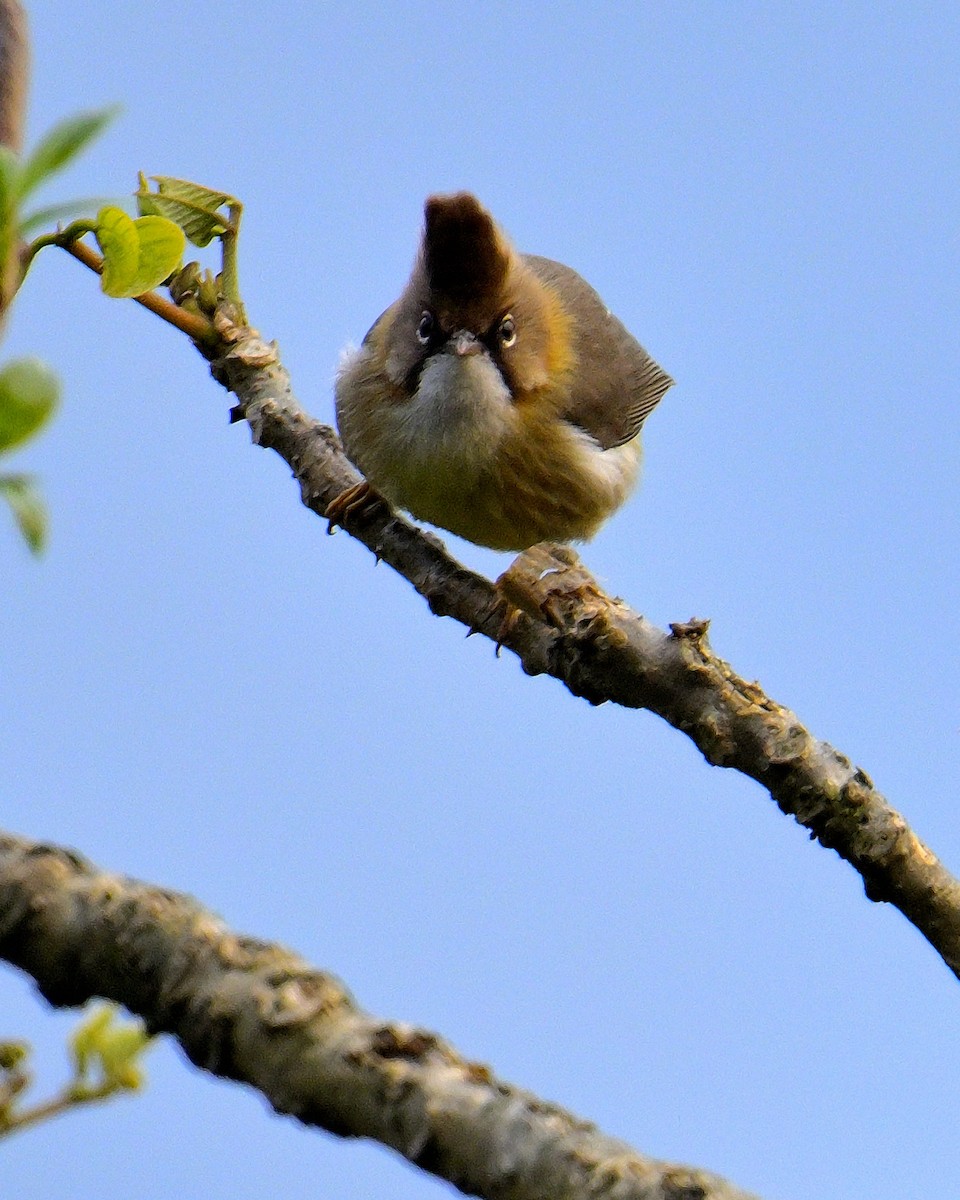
<box><xmin>325</xmin><ymin>481</ymin><xmax>388</xmax><ymax>533</ymax></box>
<box><xmin>496</xmin><ymin>543</ymin><xmax>605</xmax><ymax>630</ymax></box>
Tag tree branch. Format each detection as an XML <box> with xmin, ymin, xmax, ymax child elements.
<box><xmin>60</xmin><ymin>239</ymin><xmax>216</xmax><ymax>343</ymax></box>
<box><xmin>206</xmin><ymin>319</ymin><xmax>960</xmax><ymax>982</ymax></box>
<box><xmin>0</xmin><ymin>831</ymin><xmax>758</xmax><ymax>1200</ymax></box>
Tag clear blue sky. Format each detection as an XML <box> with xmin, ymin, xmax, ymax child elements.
<box><xmin>3</xmin><ymin>4</ymin><xmax>959</xmax><ymax>1198</ymax></box>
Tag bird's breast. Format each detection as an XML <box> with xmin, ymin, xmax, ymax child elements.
<box><xmin>383</xmin><ymin>352</ymin><xmax>514</xmax><ymax>484</ymax></box>
<box><xmin>335</xmin><ymin>340</ymin><xmax>641</xmax><ymax>550</ymax></box>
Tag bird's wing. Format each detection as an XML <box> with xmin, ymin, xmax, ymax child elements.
<box><xmin>524</xmin><ymin>255</ymin><xmax>673</xmax><ymax>450</ymax></box>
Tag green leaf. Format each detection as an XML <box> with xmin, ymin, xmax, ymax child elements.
<box><xmin>0</xmin><ymin>473</ymin><xmax>48</xmax><ymax>554</ymax></box>
<box><xmin>0</xmin><ymin>145</ymin><xmax>20</xmax><ymax>217</ymax></box>
<box><xmin>18</xmin><ymin>197</ymin><xmax>115</xmax><ymax>238</ymax></box>
<box><xmin>95</xmin><ymin>206</ymin><xmax>139</xmax><ymax>295</ymax></box>
<box><xmin>69</xmin><ymin>1004</ymin><xmax>152</xmax><ymax>1092</ymax></box>
<box><xmin>0</xmin><ymin>147</ymin><xmax>20</xmax><ymax>271</ymax></box>
<box><xmin>126</xmin><ymin>215</ymin><xmax>186</xmax><ymax>294</ymax></box>
<box><xmin>70</xmin><ymin>1004</ymin><xmax>115</xmax><ymax>1079</ymax></box>
<box><xmin>98</xmin><ymin>1023</ymin><xmax>152</xmax><ymax>1091</ymax></box>
<box><xmin>137</xmin><ymin>174</ymin><xmax>239</xmax><ymax>246</ymax></box>
<box><xmin>0</xmin><ymin>358</ymin><xmax>60</xmax><ymax>454</ymax></box>
<box><xmin>95</xmin><ymin>206</ymin><xmax>185</xmax><ymax>298</ymax></box>
<box><xmin>18</xmin><ymin>106</ymin><xmax>120</xmax><ymax>200</ymax></box>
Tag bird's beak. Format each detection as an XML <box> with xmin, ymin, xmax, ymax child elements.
<box><xmin>448</xmin><ymin>329</ymin><xmax>483</xmax><ymax>357</ymax></box>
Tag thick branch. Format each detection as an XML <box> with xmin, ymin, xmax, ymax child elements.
<box><xmin>0</xmin><ymin>832</ymin><xmax>757</xmax><ymax>1200</ymax></box>
<box><xmin>207</xmin><ymin>322</ymin><xmax>960</xmax><ymax>981</ymax></box>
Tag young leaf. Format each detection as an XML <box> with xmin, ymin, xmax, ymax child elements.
<box><xmin>17</xmin><ymin>106</ymin><xmax>120</xmax><ymax>201</ymax></box>
<box><xmin>97</xmin><ymin>1023</ymin><xmax>152</xmax><ymax>1090</ymax></box>
<box><xmin>95</xmin><ymin>206</ymin><xmax>184</xmax><ymax>298</ymax></box>
<box><xmin>69</xmin><ymin>1004</ymin><xmax>152</xmax><ymax>1092</ymax></box>
<box><xmin>70</xmin><ymin>1005</ymin><xmax>113</xmax><ymax>1078</ymax></box>
<box><xmin>137</xmin><ymin>174</ymin><xmax>238</xmax><ymax>246</ymax></box>
<box><xmin>94</xmin><ymin>206</ymin><xmax>139</xmax><ymax>296</ymax></box>
<box><xmin>0</xmin><ymin>357</ymin><xmax>60</xmax><ymax>454</ymax></box>
<box><xmin>141</xmin><ymin>175</ymin><xmax>237</xmax><ymax>213</ymax></box>
<box><xmin>126</xmin><ymin>215</ymin><xmax>186</xmax><ymax>295</ymax></box>
<box><xmin>0</xmin><ymin>473</ymin><xmax>48</xmax><ymax>554</ymax></box>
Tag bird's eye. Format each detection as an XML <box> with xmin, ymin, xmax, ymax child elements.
<box><xmin>417</xmin><ymin>311</ymin><xmax>435</xmax><ymax>344</ymax></box>
<box><xmin>498</xmin><ymin>315</ymin><xmax>517</xmax><ymax>348</ymax></box>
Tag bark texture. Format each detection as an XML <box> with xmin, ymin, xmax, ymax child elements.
<box><xmin>0</xmin><ymin>832</ymin><xmax>758</xmax><ymax>1200</ymax></box>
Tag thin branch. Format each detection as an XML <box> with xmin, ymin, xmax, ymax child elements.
<box><xmin>205</xmin><ymin>320</ymin><xmax>960</xmax><ymax>982</ymax></box>
<box><xmin>61</xmin><ymin>237</ymin><xmax>216</xmax><ymax>343</ymax></box>
<box><xmin>0</xmin><ymin>1080</ymin><xmax>124</xmax><ymax>1138</ymax></box>
<box><xmin>0</xmin><ymin>832</ymin><xmax>758</xmax><ymax>1200</ymax></box>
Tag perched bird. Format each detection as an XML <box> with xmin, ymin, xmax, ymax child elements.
<box><xmin>333</xmin><ymin>193</ymin><xmax>673</xmax><ymax>551</ymax></box>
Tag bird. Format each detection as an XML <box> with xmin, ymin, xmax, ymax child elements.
<box><xmin>331</xmin><ymin>192</ymin><xmax>672</xmax><ymax>552</ymax></box>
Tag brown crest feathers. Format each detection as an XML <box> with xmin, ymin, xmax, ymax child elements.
<box><xmin>423</xmin><ymin>193</ymin><xmax>510</xmax><ymax>304</ymax></box>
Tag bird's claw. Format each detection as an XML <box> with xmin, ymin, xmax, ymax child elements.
<box><xmin>325</xmin><ymin>481</ymin><xmax>387</xmax><ymax>533</ymax></box>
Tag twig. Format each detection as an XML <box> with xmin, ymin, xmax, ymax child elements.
<box><xmin>0</xmin><ymin>1080</ymin><xmax>122</xmax><ymax>1138</ymax></box>
<box><xmin>60</xmin><ymin>237</ymin><xmax>215</xmax><ymax>343</ymax></box>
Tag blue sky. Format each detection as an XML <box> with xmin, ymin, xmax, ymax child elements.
<box><xmin>3</xmin><ymin>4</ymin><xmax>959</xmax><ymax>1198</ymax></box>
